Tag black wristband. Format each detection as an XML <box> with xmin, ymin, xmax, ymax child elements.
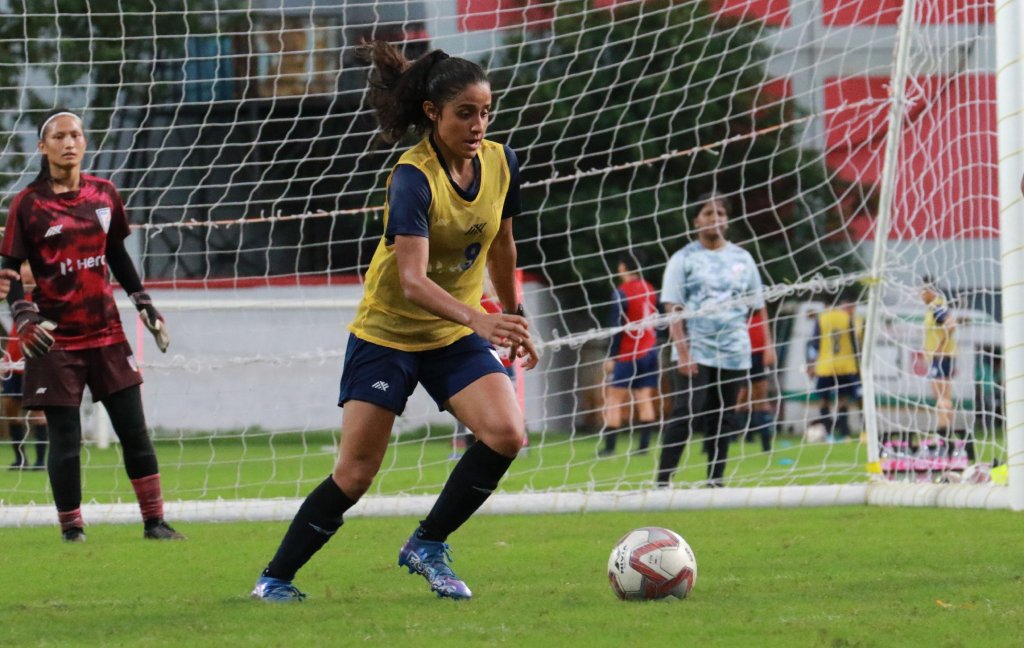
<box><xmin>12</xmin><ymin>300</ymin><xmax>41</xmax><ymax>327</ymax></box>
<box><xmin>129</xmin><ymin>291</ymin><xmax>153</xmax><ymax>311</ymax></box>
<box><xmin>506</xmin><ymin>304</ymin><xmax>525</xmax><ymax>317</ymax></box>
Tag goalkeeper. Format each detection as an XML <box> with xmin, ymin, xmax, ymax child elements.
<box><xmin>252</xmin><ymin>41</ymin><xmax>539</xmax><ymax>602</ymax></box>
<box><xmin>0</xmin><ymin>109</ymin><xmax>182</xmax><ymax>543</ymax></box>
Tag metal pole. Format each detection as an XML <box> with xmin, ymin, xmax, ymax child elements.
<box><xmin>861</xmin><ymin>0</ymin><xmax>917</xmax><ymax>473</ymax></box>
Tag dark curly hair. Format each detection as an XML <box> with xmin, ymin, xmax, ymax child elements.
<box><xmin>357</xmin><ymin>41</ymin><xmax>489</xmax><ymax>143</ymax></box>
<box><xmin>692</xmin><ymin>192</ymin><xmax>733</xmax><ymax>219</ymax></box>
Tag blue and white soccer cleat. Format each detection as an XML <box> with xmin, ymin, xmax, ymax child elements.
<box><xmin>398</xmin><ymin>536</ymin><xmax>473</xmax><ymax>600</ymax></box>
<box><xmin>250</xmin><ymin>575</ymin><xmax>307</xmax><ymax>602</ymax></box>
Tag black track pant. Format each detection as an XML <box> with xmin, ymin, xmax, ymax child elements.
<box><xmin>45</xmin><ymin>385</ymin><xmax>157</xmax><ymax>512</ymax></box>
<box><xmin>657</xmin><ymin>364</ymin><xmax>747</xmax><ymax>486</ymax></box>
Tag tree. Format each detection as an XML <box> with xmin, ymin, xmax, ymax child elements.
<box><xmin>0</xmin><ymin>1</ymin><xmax>239</xmax><ymax>193</ymax></box>
<box><xmin>491</xmin><ymin>0</ymin><xmax>860</xmax><ymax>327</ymax></box>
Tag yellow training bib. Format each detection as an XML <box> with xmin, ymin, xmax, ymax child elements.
<box><xmin>814</xmin><ymin>308</ymin><xmax>860</xmax><ymax>377</ymax></box>
<box><xmin>349</xmin><ymin>138</ymin><xmax>511</xmax><ymax>351</ymax></box>
<box><xmin>924</xmin><ymin>296</ymin><xmax>956</xmax><ymax>358</ymax></box>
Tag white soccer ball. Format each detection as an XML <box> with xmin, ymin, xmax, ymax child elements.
<box><xmin>608</xmin><ymin>526</ymin><xmax>697</xmax><ymax>601</ymax></box>
<box><xmin>803</xmin><ymin>422</ymin><xmax>828</xmax><ymax>443</ymax></box>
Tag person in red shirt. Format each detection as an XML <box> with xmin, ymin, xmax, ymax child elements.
<box><xmin>1</xmin><ymin>108</ymin><xmax>182</xmax><ymax>543</ymax></box>
<box><xmin>3</xmin><ymin>261</ymin><xmax>48</xmax><ymax>470</ymax></box>
<box><xmin>735</xmin><ymin>309</ymin><xmax>777</xmax><ymax>452</ymax></box>
<box><xmin>600</xmin><ymin>251</ymin><xmax>660</xmax><ymax>456</ymax></box>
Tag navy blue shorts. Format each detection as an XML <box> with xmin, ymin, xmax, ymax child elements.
<box><xmin>609</xmin><ymin>348</ymin><xmax>660</xmax><ymax>389</ymax></box>
<box><xmin>815</xmin><ymin>373</ymin><xmax>862</xmax><ymax>401</ymax></box>
<box><xmin>2</xmin><ymin>372</ymin><xmax>23</xmax><ymax>397</ymax></box>
<box><xmin>338</xmin><ymin>333</ymin><xmax>507</xmax><ymax>415</ymax></box>
<box><xmin>928</xmin><ymin>356</ymin><xmax>954</xmax><ymax>379</ymax></box>
<box><xmin>750</xmin><ymin>352</ymin><xmax>767</xmax><ymax>379</ymax></box>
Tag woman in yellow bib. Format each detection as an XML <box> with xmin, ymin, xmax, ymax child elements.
<box><xmin>806</xmin><ymin>288</ymin><xmax>863</xmax><ymax>442</ymax></box>
<box><xmin>920</xmin><ymin>276</ymin><xmax>970</xmax><ymax>458</ymax></box>
<box><xmin>252</xmin><ymin>42</ymin><xmax>538</xmax><ymax>602</ymax></box>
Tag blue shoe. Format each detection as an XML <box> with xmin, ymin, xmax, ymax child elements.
<box><xmin>398</xmin><ymin>536</ymin><xmax>472</xmax><ymax>600</ymax></box>
<box><xmin>250</xmin><ymin>575</ymin><xmax>306</xmax><ymax>602</ymax></box>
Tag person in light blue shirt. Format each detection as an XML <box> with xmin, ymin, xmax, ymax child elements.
<box><xmin>657</xmin><ymin>193</ymin><xmax>767</xmax><ymax>487</ymax></box>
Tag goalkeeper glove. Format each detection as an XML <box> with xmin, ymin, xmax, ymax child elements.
<box><xmin>130</xmin><ymin>291</ymin><xmax>170</xmax><ymax>353</ymax></box>
<box><xmin>12</xmin><ymin>300</ymin><xmax>56</xmax><ymax>358</ymax></box>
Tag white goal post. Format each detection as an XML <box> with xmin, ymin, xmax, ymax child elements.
<box><xmin>0</xmin><ymin>0</ymin><xmax>1021</xmax><ymax>526</ymax></box>
<box><xmin>995</xmin><ymin>0</ymin><xmax>1024</xmax><ymax>512</ymax></box>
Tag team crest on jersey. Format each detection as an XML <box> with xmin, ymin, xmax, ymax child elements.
<box><xmin>95</xmin><ymin>207</ymin><xmax>112</xmax><ymax>233</ymax></box>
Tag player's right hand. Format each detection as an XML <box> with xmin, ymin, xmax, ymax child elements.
<box><xmin>0</xmin><ymin>268</ymin><xmax>19</xmax><ymax>301</ymax></box>
<box><xmin>676</xmin><ymin>356</ymin><xmax>698</xmax><ymax>376</ymax></box>
<box><xmin>12</xmin><ymin>300</ymin><xmax>56</xmax><ymax>358</ymax></box>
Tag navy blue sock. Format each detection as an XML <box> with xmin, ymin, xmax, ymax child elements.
<box><xmin>752</xmin><ymin>411</ymin><xmax>774</xmax><ymax>452</ymax></box>
<box><xmin>836</xmin><ymin>406</ymin><xmax>851</xmax><ymax>439</ymax></box>
<box><xmin>417</xmin><ymin>441</ymin><xmax>514</xmax><ymax>542</ymax></box>
<box><xmin>264</xmin><ymin>476</ymin><xmax>356</xmax><ymax>581</ymax></box>
<box><xmin>818</xmin><ymin>405</ymin><xmax>834</xmax><ymax>436</ymax></box>
<box><xmin>637</xmin><ymin>422</ymin><xmax>657</xmax><ymax>451</ymax></box>
<box><xmin>602</xmin><ymin>427</ymin><xmax>620</xmax><ymax>452</ymax></box>
<box><xmin>9</xmin><ymin>422</ymin><xmax>26</xmax><ymax>465</ymax></box>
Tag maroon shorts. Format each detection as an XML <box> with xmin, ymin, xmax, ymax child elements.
<box><xmin>22</xmin><ymin>341</ymin><xmax>143</xmax><ymax>409</ymax></box>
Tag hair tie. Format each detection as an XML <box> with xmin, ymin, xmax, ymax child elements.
<box><xmin>38</xmin><ymin>111</ymin><xmax>82</xmax><ymax>139</ymax></box>
<box><xmin>423</xmin><ymin>51</ymin><xmax>451</xmax><ymax>93</ymax></box>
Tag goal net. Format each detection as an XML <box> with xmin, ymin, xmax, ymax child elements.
<box><xmin>0</xmin><ymin>0</ymin><xmax>1018</xmax><ymax>525</ymax></box>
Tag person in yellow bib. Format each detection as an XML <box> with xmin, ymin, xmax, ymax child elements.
<box><xmin>252</xmin><ymin>42</ymin><xmax>539</xmax><ymax>603</ymax></box>
<box><xmin>806</xmin><ymin>288</ymin><xmax>862</xmax><ymax>442</ymax></box>
<box><xmin>921</xmin><ymin>276</ymin><xmax>969</xmax><ymax>457</ymax></box>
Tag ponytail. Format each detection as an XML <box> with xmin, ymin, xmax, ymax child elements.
<box><xmin>35</xmin><ymin>154</ymin><xmax>50</xmax><ymax>183</ymax></box>
<box><xmin>358</xmin><ymin>42</ymin><xmax>488</xmax><ymax>143</ymax></box>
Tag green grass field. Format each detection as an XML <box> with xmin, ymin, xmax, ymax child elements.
<box><xmin>1</xmin><ymin>507</ymin><xmax>1022</xmax><ymax>647</ymax></box>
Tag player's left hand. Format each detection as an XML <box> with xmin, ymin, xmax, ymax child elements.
<box><xmin>509</xmin><ymin>335</ymin><xmax>540</xmax><ymax>371</ymax></box>
<box><xmin>500</xmin><ymin>305</ymin><xmax>540</xmax><ymax>371</ymax></box>
<box><xmin>763</xmin><ymin>346</ymin><xmax>777</xmax><ymax>367</ymax></box>
<box><xmin>130</xmin><ymin>291</ymin><xmax>170</xmax><ymax>353</ymax></box>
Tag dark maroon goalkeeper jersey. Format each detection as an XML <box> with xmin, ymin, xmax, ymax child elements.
<box><xmin>2</xmin><ymin>174</ymin><xmax>130</xmax><ymax>350</ymax></box>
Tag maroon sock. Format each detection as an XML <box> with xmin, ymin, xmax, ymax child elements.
<box><xmin>58</xmin><ymin>508</ymin><xmax>84</xmax><ymax>533</ymax></box>
<box><xmin>131</xmin><ymin>474</ymin><xmax>164</xmax><ymax>522</ymax></box>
